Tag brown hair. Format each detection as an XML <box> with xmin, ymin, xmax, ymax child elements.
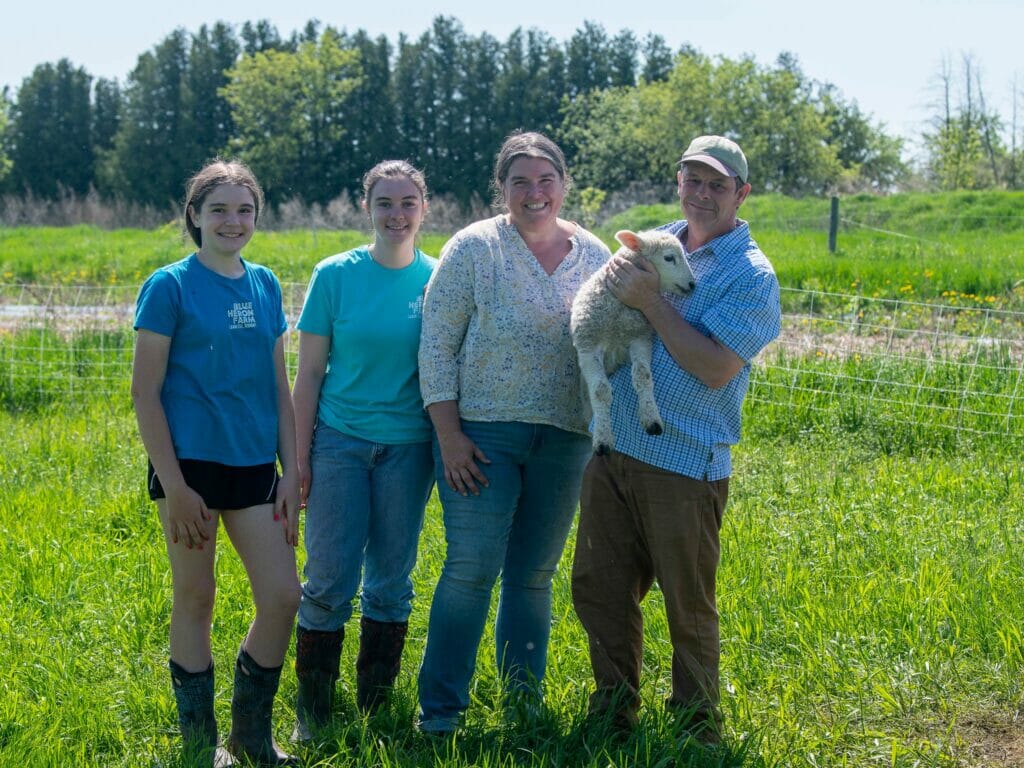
<box><xmin>491</xmin><ymin>131</ymin><xmax>572</xmax><ymax>209</ymax></box>
<box><xmin>183</xmin><ymin>159</ymin><xmax>265</xmax><ymax>247</ymax></box>
<box><xmin>361</xmin><ymin>160</ymin><xmax>429</xmax><ymax>207</ymax></box>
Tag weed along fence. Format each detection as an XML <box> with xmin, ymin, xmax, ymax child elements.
<box><xmin>2</xmin><ymin>281</ymin><xmax>1022</xmax><ymax>447</ymax></box>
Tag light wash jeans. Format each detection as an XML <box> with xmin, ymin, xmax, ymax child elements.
<box><xmin>297</xmin><ymin>423</ymin><xmax>434</xmax><ymax>631</ymax></box>
<box><xmin>417</xmin><ymin>420</ymin><xmax>591</xmax><ymax>733</ymax></box>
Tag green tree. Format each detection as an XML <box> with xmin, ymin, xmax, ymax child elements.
<box><xmin>10</xmin><ymin>59</ymin><xmax>94</xmax><ymax>196</ymax></box>
<box><xmin>91</xmin><ymin>78</ymin><xmax>121</xmax><ymax>153</ymax></box>
<box><xmin>343</xmin><ymin>30</ymin><xmax>397</xmax><ymax>196</ymax></box>
<box><xmin>223</xmin><ymin>27</ymin><xmax>362</xmax><ymax>204</ymax></box>
<box><xmin>393</xmin><ymin>32</ymin><xmax>430</xmax><ymax>176</ymax></box>
<box><xmin>183</xmin><ymin>23</ymin><xmax>239</xmax><ymax>166</ymax></box>
<box><xmin>0</xmin><ymin>88</ymin><xmax>13</xmax><ymax>191</ymax></box>
<box><xmin>818</xmin><ymin>85</ymin><xmax>904</xmax><ymax>191</ymax></box>
<box><xmin>608</xmin><ymin>30</ymin><xmax>638</xmax><ymax>88</ymax></box>
<box><xmin>456</xmin><ymin>31</ymin><xmax>503</xmax><ymax>202</ymax></box>
<box><xmin>103</xmin><ymin>29</ymin><xmax>190</xmax><ymax>205</ymax></box>
<box><xmin>496</xmin><ymin>28</ymin><xmax>562</xmax><ymax>132</ymax></box>
<box><xmin>566</xmin><ymin>21</ymin><xmax>612</xmax><ymax>98</ymax></box>
<box><xmin>640</xmin><ymin>34</ymin><xmax>674</xmax><ymax>83</ymax></box>
<box><xmin>921</xmin><ymin>53</ymin><xmax>1004</xmax><ymax>190</ymax></box>
<box><xmin>240</xmin><ymin>19</ymin><xmax>288</xmax><ymax>55</ymax></box>
<box><xmin>561</xmin><ymin>50</ymin><xmax>899</xmax><ymax>197</ymax></box>
<box><xmin>731</xmin><ymin>53</ymin><xmax>841</xmax><ymax>194</ymax></box>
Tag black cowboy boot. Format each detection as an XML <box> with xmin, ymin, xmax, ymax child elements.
<box><xmin>355</xmin><ymin>617</ymin><xmax>408</xmax><ymax>714</ymax></box>
<box><xmin>226</xmin><ymin>648</ymin><xmax>297</xmax><ymax>766</ymax></box>
<box><xmin>169</xmin><ymin>659</ymin><xmax>234</xmax><ymax>767</ymax></box>
<box><xmin>293</xmin><ymin>625</ymin><xmax>343</xmax><ymax>742</ymax></box>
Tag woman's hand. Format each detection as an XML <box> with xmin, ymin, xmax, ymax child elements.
<box><xmin>164</xmin><ymin>482</ymin><xmax>212</xmax><ymax>549</ymax></box>
<box><xmin>437</xmin><ymin>429</ymin><xmax>491</xmax><ymax>497</ymax></box>
<box><xmin>275</xmin><ymin>469</ymin><xmax>301</xmax><ymax>547</ymax></box>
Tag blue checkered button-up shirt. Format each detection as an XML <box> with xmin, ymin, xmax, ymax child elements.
<box><xmin>607</xmin><ymin>219</ymin><xmax>781</xmax><ymax>480</ymax></box>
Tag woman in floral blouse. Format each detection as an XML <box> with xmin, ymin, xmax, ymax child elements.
<box><xmin>416</xmin><ymin>131</ymin><xmax>611</xmax><ymax>734</ymax></box>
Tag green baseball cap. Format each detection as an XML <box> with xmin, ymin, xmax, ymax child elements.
<box><xmin>679</xmin><ymin>135</ymin><xmax>748</xmax><ymax>184</ymax></box>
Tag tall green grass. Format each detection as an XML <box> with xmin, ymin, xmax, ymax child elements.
<box><xmin>2</xmin><ymin>197</ymin><xmax>1023</xmax><ymax>765</ymax></box>
<box><xmin>1</xmin><ymin>390</ymin><xmax>1020</xmax><ymax>766</ymax></box>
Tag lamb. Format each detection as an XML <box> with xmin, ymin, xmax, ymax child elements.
<box><xmin>571</xmin><ymin>229</ymin><xmax>696</xmax><ymax>455</ymax></box>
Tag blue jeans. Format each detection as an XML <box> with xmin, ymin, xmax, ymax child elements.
<box><xmin>297</xmin><ymin>424</ymin><xmax>434</xmax><ymax>630</ymax></box>
<box><xmin>417</xmin><ymin>420</ymin><xmax>591</xmax><ymax>732</ymax></box>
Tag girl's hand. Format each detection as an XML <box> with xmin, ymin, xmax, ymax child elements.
<box><xmin>297</xmin><ymin>459</ymin><xmax>312</xmax><ymax>507</ymax></box>
<box><xmin>437</xmin><ymin>430</ymin><xmax>491</xmax><ymax>497</ymax></box>
<box><xmin>275</xmin><ymin>470</ymin><xmax>301</xmax><ymax>547</ymax></box>
<box><xmin>164</xmin><ymin>483</ymin><xmax>212</xmax><ymax>549</ymax></box>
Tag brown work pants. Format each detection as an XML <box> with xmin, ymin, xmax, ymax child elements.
<box><xmin>571</xmin><ymin>451</ymin><xmax>728</xmax><ymax>723</ymax></box>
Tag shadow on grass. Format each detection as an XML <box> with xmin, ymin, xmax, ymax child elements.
<box><xmin>290</xmin><ymin>692</ymin><xmax>766</xmax><ymax>767</ymax></box>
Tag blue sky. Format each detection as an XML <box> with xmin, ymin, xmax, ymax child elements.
<box><xmin>3</xmin><ymin>0</ymin><xmax>1022</xmax><ymax>152</ymax></box>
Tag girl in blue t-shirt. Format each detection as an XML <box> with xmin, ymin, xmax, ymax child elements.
<box><xmin>132</xmin><ymin>159</ymin><xmax>300</xmax><ymax>766</ymax></box>
<box><xmin>290</xmin><ymin>160</ymin><xmax>436</xmax><ymax>738</ymax></box>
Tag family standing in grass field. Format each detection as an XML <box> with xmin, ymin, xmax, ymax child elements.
<box><xmin>132</xmin><ymin>130</ymin><xmax>780</xmax><ymax>764</ymax></box>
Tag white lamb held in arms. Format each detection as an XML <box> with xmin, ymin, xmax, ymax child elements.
<box><xmin>570</xmin><ymin>229</ymin><xmax>696</xmax><ymax>455</ymax></box>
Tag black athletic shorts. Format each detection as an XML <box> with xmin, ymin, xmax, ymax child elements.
<box><xmin>147</xmin><ymin>459</ymin><xmax>279</xmax><ymax>511</ymax></box>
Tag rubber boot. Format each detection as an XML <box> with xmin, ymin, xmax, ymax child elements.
<box><xmin>293</xmin><ymin>625</ymin><xmax>343</xmax><ymax>742</ymax></box>
<box><xmin>355</xmin><ymin>617</ymin><xmax>408</xmax><ymax>714</ymax></box>
<box><xmin>169</xmin><ymin>659</ymin><xmax>234</xmax><ymax>767</ymax></box>
<box><xmin>226</xmin><ymin>648</ymin><xmax>297</xmax><ymax>766</ymax></box>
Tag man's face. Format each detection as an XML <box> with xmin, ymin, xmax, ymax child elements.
<box><xmin>677</xmin><ymin>162</ymin><xmax>750</xmax><ymax>238</ymax></box>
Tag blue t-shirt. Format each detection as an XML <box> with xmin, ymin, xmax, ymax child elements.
<box><xmin>298</xmin><ymin>247</ymin><xmax>437</xmax><ymax>444</ymax></box>
<box><xmin>134</xmin><ymin>254</ymin><xmax>287</xmax><ymax>466</ymax></box>
<box><xmin>608</xmin><ymin>220</ymin><xmax>781</xmax><ymax>480</ymax></box>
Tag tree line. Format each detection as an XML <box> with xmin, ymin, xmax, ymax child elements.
<box><xmin>0</xmin><ymin>16</ymin><xmax>1018</xmax><ymax>219</ymax></box>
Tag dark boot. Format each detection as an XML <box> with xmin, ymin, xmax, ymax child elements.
<box><xmin>169</xmin><ymin>659</ymin><xmax>234</xmax><ymax>767</ymax></box>
<box><xmin>293</xmin><ymin>625</ymin><xmax>343</xmax><ymax>742</ymax></box>
<box><xmin>226</xmin><ymin>648</ymin><xmax>297</xmax><ymax>766</ymax></box>
<box><xmin>355</xmin><ymin>617</ymin><xmax>408</xmax><ymax>714</ymax></box>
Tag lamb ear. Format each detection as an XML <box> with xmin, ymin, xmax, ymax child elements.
<box><xmin>615</xmin><ymin>230</ymin><xmax>641</xmax><ymax>252</ymax></box>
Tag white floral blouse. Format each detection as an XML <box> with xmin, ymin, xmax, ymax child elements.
<box><xmin>419</xmin><ymin>215</ymin><xmax>611</xmax><ymax>435</ymax></box>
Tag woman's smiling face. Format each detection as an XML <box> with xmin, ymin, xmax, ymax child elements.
<box><xmin>503</xmin><ymin>156</ymin><xmax>565</xmax><ymax>231</ymax></box>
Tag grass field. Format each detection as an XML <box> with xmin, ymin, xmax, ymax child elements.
<box><xmin>1</xmin><ymin>193</ymin><xmax>1023</xmax><ymax>766</ymax></box>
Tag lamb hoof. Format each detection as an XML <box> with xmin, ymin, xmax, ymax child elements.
<box><xmin>595</xmin><ymin>443</ymin><xmax>611</xmax><ymax>456</ymax></box>
<box><xmin>645</xmin><ymin>422</ymin><xmax>663</xmax><ymax>436</ymax></box>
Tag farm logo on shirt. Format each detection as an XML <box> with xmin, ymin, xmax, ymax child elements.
<box><xmin>408</xmin><ymin>295</ymin><xmax>424</xmax><ymax>319</ymax></box>
<box><xmin>227</xmin><ymin>301</ymin><xmax>256</xmax><ymax>329</ymax></box>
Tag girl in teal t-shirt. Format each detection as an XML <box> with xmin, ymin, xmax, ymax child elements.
<box><xmin>291</xmin><ymin>161</ymin><xmax>436</xmax><ymax>737</ymax></box>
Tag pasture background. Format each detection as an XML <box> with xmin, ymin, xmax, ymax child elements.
<box><xmin>1</xmin><ymin>192</ymin><xmax>1023</xmax><ymax>766</ymax></box>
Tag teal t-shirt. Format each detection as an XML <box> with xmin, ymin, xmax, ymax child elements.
<box><xmin>298</xmin><ymin>247</ymin><xmax>437</xmax><ymax>444</ymax></box>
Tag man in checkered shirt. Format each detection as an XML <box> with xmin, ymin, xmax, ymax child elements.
<box><xmin>571</xmin><ymin>136</ymin><xmax>781</xmax><ymax>742</ymax></box>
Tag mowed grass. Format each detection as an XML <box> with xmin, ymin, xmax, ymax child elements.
<box><xmin>4</xmin><ymin>189</ymin><xmax>1024</xmax><ymax>311</ymax></box>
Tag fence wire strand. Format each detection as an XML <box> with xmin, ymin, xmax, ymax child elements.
<box><xmin>2</xmin><ymin>282</ymin><xmax>1023</xmax><ymax>440</ymax></box>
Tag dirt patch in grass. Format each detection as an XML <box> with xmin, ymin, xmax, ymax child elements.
<box><xmin>958</xmin><ymin>712</ymin><xmax>1024</xmax><ymax>767</ymax></box>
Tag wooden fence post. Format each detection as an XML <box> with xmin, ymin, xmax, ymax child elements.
<box><xmin>828</xmin><ymin>196</ymin><xmax>839</xmax><ymax>253</ymax></box>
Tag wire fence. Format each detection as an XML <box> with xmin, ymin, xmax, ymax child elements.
<box><xmin>2</xmin><ymin>282</ymin><xmax>1023</xmax><ymax>441</ymax></box>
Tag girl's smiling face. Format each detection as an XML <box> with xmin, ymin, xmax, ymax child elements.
<box><xmin>189</xmin><ymin>184</ymin><xmax>257</xmax><ymax>258</ymax></box>
<box><xmin>367</xmin><ymin>176</ymin><xmax>426</xmax><ymax>247</ymax></box>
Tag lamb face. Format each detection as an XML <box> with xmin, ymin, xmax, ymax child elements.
<box><xmin>615</xmin><ymin>229</ymin><xmax>696</xmax><ymax>296</ymax></box>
